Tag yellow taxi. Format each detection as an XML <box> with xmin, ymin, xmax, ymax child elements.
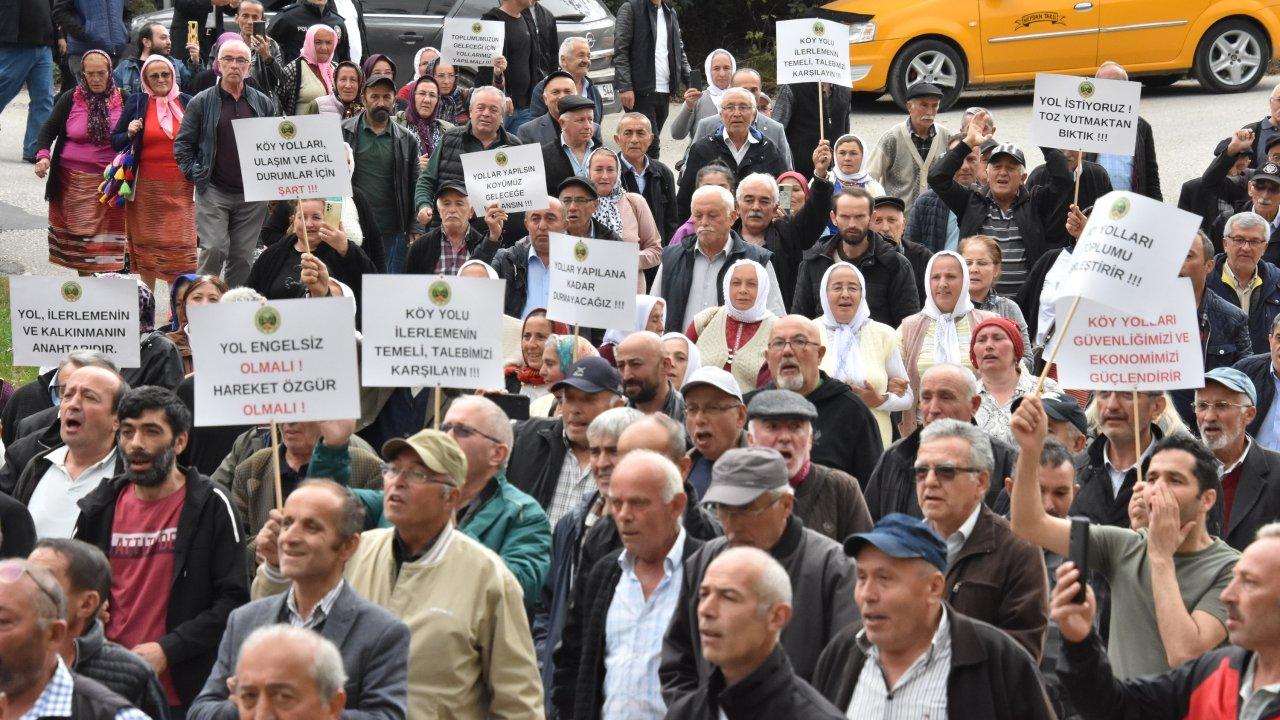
<box><xmin>821</xmin><ymin>0</ymin><xmax>1280</xmax><ymax>109</ymax></box>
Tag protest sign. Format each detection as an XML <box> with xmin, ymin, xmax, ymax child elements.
<box><xmin>1055</xmin><ymin>191</ymin><xmax>1199</xmax><ymax>318</ymax></box>
<box><xmin>1030</xmin><ymin>73</ymin><xmax>1142</xmax><ymax>155</ymax></box>
<box><xmin>547</xmin><ymin>233</ymin><xmax>638</xmax><ymax>330</ymax></box>
<box><xmin>1049</xmin><ymin>277</ymin><xmax>1202</xmax><ymax>391</ymax></box>
<box><xmin>188</xmin><ymin>298</ymin><xmax>359</xmax><ymax>426</ymax></box>
<box><xmin>440</xmin><ymin>18</ymin><xmax>505</xmax><ymax>67</ymax></box>
<box><xmin>361</xmin><ymin>275</ymin><xmax>506</xmax><ymax>389</ymax></box>
<box><xmin>233</xmin><ymin>114</ymin><xmax>351</xmax><ymax>201</ymax></box>
<box><xmin>7</xmin><ymin>276</ymin><xmax>140</xmax><ymax>368</ymax></box>
<box><xmin>775</xmin><ymin>19</ymin><xmax>850</xmax><ymax>85</ymax></box>
<box><xmin>460</xmin><ymin>143</ymin><xmax>549</xmax><ymax>214</ymax></box>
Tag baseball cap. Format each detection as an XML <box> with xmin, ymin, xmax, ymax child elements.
<box><xmin>1253</xmin><ymin>162</ymin><xmax>1280</xmax><ymax>186</ymax></box>
<box><xmin>843</xmin><ymin>513</ymin><xmax>947</xmax><ymax>572</ymax></box>
<box><xmin>1216</xmin><ymin>137</ymin><xmax>1253</xmax><ymax>157</ymax></box>
<box><xmin>1203</xmin><ymin>367</ymin><xmax>1258</xmax><ymax>406</ymax></box>
<box><xmin>747</xmin><ymin>389</ymin><xmax>817</xmax><ymax>422</ymax></box>
<box><xmin>978</xmin><ymin>138</ymin><xmax>999</xmax><ymax>157</ymax></box>
<box><xmin>365</xmin><ymin>72</ymin><xmax>395</xmax><ymax>91</ymax></box>
<box><xmin>436</xmin><ymin>180</ymin><xmax>468</xmax><ymax>198</ymax></box>
<box><xmin>1011</xmin><ymin>393</ymin><xmax>1089</xmax><ymax>437</ymax></box>
<box><xmin>988</xmin><ymin>142</ymin><xmax>1026</xmax><ymax>166</ymax></box>
<box><xmin>905</xmin><ymin>82</ymin><xmax>943</xmax><ymax>100</ymax></box>
<box><xmin>702</xmin><ymin>446</ymin><xmax>789</xmax><ymax>506</ymax></box>
<box><xmin>551</xmin><ymin>356</ymin><xmax>623</xmax><ymax>396</ymax></box>
<box><xmin>557</xmin><ymin>175</ymin><xmax>598</xmax><ymax>200</ymax></box>
<box><xmin>381</xmin><ymin>429</ymin><xmax>468</xmax><ymax>488</ymax></box>
<box><xmin>556</xmin><ymin>94</ymin><xmax>596</xmax><ymax>115</ymax></box>
<box><xmin>680</xmin><ymin>366</ymin><xmax>743</xmax><ymax>402</ymax></box>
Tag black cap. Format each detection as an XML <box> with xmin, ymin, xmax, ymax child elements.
<box><xmin>543</xmin><ymin>69</ymin><xmax>575</xmax><ymax>85</ymax></box>
<box><xmin>1012</xmin><ymin>393</ymin><xmax>1088</xmax><ymax>436</ymax></box>
<box><xmin>557</xmin><ymin>175</ymin><xmax>598</xmax><ymax>199</ymax></box>
<box><xmin>365</xmin><ymin>73</ymin><xmax>395</xmax><ymax>90</ymax></box>
<box><xmin>988</xmin><ymin>142</ymin><xmax>1026</xmax><ymax>166</ymax></box>
<box><xmin>551</xmin><ymin>356</ymin><xmax>623</xmax><ymax>396</ymax></box>
<box><xmin>979</xmin><ymin>138</ymin><xmax>999</xmax><ymax>157</ymax></box>
<box><xmin>873</xmin><ymin>196</ymin><xmax>906</xmax><ymax>212</ymax></box>
<box><xmin>905</xmin><ymin>82</ymin><xmax>943</xmax><ymax>100</ymax></box>
<box><xmin>556</xmin><ymin>94</ymin><xmax>595</xmax><ymax>115</ymax></box>
<box><xmin>844</xmin><ymin>513</ymin><xmax>948</xmax><ymax>572</ymax></box>
<box><xmin>1255</xmin><ymin>162</ymin><xmax>1280</xmax><ymax>186</ymax></box>
<box><xmin>746</xmin><ymin>389</ymin><xmax>817</xmax><ymax>422</ymax></box>
<box><xmin>436</xmin><ymin>180</ymin><xmax>468</xmax><ymax>198</ymax></box>
<box><xmin>1216</xmin><ymin>137</ymin><xmax>1252</xmax><ymax>157</ymax></box>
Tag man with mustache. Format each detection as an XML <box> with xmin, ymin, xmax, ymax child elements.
<box><xmin>617</xmin><ymin>331</ymin><xmax>685</xmax><ymax>422</ymax></box>
<box><xmin>74</xmin><ymin>387</ymin><xmax>248</xmax><ymax>716</ymax></box>
<box><xmin>864</xmin><ymin>83</ymin><xmax>955</xmax><ymax>208</ymax></box>
<box><xmin>342</xmin><ymin>73</ymin><xmax>420</xmax><ymax>273</ymax></box>
<box><xmin>518</xmin><ymin>70</ymin><xmax>603</xmax><ymax>147</ymax></box>
<box><xmin>616</xmin><ymin>113</ymin><xmax>679</xmax><ymax>242</ymax></box>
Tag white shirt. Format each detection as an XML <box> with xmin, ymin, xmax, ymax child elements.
<box><xmin>1240</xmin><ymin>653</ymin><xmax>1280</xmax><ymax>720</ymax></box>
<box><xmin>652</xmin><ymin>3</ymin><xmax>670</xmax><ymax>93</ymax></box>
<box><xmin>943</xmin><ymin>503</ymin><xmax>982</xmax><ymax>566</ymax></box>
<box><xmin>1103</xmin><ymin>436</ymin><xmax>1155</xmax><ymax>498</ymax></box>
<box><xmin>847</xmin><ymin>607</ymin><xmax>952</xmax><ymax>719</ymax></box>
<box><xmin>27</xmin><ymin>445</ymin><xmax>118</xmax><ymax>538</ymax></box>
<box><xmin>722</xmin><ymin>127</ymin><xmax>759</xmax><ymax>166</ymax></box>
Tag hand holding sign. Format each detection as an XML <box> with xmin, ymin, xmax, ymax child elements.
<box><xmin>233</xmin><ymin>114</ymin><xmax>351</xmax><ymax>201</ymax></box>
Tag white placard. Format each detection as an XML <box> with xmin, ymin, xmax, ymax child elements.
<box><xmin>440</xmin><ymin>18</ymin><xmax>505</xmax><ymax>67</ymax></box>
<box><xmin>775</xmin><ymin>18</ymin><xmax>851</xmax><ymax>85</ymax></box>
<box><xmin>360</xmin><ymin>275</ymin><xmax>506</xmax><ymax>389</ymax></box>
<box><xmin>8</xmin><ymin>276</ymin><xmax>140</xmax><ymax>368</ymax></box>
<box><xmin>547</xmin><ymin>233</ymin><xmax>638</xmax><ymax>330</ymax></box>
<box><xmin>233</xmin><ymin>114</ymin><xmax>352</xmax><ymax>202</ymax></box>
<box><xmin>1030</xmin><ymin>73</ymin><xmax>1142</xmax><ymax>155</ymax></box>
<box><xmin>1057</xmin><ymin>191</ymin><xmax>1199</xmax><ymax>318</ymax></box>
<box><xmin>460</xmin><ymin>143</ymin><xmax>549</xmax><ymax>213</ymax></box>
<box><xmin>1050</xmin><ymin>277</ymin><xmax>1203</xmax><ymax>391</ymax></box>
<box><xmin>188</xmin><ymin>298</ymin><xmax>359</xmax><ymax>426</ymax></box>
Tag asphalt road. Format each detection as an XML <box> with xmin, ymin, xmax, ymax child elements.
<box><xmin>0</xmin><ymin>77</ymin><xmax>1275</xmax><ymax>303</ymax></box>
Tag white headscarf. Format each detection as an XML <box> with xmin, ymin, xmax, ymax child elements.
<box><xmin>721</xmin><ymin>259</ymin><xmax>772</xmax><ymax>323</ymax></box>
<box><xmin>458</xmin><ymin>259</ymin><xmax>499</xmax><ymax>279</ymax></box>
<box><xmin>921</xmin><ymin>251</ymin><xmax>975</xmax><ymax>365</ymax></box>
<box><xmin>603</xmin><ymin>295</ymin><xmax>665</xmax><ymax>346</ymax></box>
<box><xmin>704</xmin><ymin>49</ymin><xmax>737</xmax><ymax>107</ymax></box>
<box><xmin>662</xmin><ymin>331</ymin><xmax>703</xmax><ymax>387</ymax></box>
<box><xmin>818</xmin><ymin>261</ymin><xmax>872</xmax><ymax>385</ymax></box>
<box><xmin>411</xmin><ymin>47</ymin><xmax>440</xmax><ymax>81</ymax></box>
<box><xmin>832</xmin><ymin>134</ymin><xmax>872</xmax><ymax>188</ymax></box>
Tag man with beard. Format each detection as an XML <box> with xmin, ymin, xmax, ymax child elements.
<box><xmin>865</xmin><ymin>83</ymin><xmax>955</xmax><ymax>208</ymax></box>
<box><xmin>1194</xmin><ymin>368</ymin><xmax>1280</xmax><ymax>551</ymax></box>
<box><xmin>342</xmin><ymin>73</ymin><xmax>420</xmax><ymax>273</ymax></box>
<box><xmin>617</xmin><ymin>331</ymin><xmax>685</xmax><ymax>422</ymax></box>
<box><xmin>792</xmin><ymin>187</ymin><xmax>920</xmax><ymax>326</ymax></box>
<box><xmin>74</xmin><ymin>387</ymin><xmax>248</xmax><ymax>716</ymax></box>
<box><xmin>0</xmin><ymin>559</ymin><xmax>149</xmax><ymax>719</ymax></box>
<box><xmin>492</xmin><ymin>197</ymin><xmax>568</xmax><ymax>317</ymax></box>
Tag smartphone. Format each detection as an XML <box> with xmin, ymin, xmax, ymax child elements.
<box><xmin>252</xmin><ymin>20</ymin><xmax>267</xmax><ymax>38</ymax></box>
<box><xmin>778</xmin><ymin>189</ymin><xmax>792</xmax><ymax>212</ymax></box>
<box><xmin>689</xmin><ymin>69</ymin><xmax>705</xmax><ymax>90</ymax></box>
<box><xmin>323</xmin><ymin>197</ymin><xmax>343</xmax><ymax>228</ymax></box>
<box><xmin>187</xmin><ymin>20</ymin><xmax>199</xmax><ymax>48</ymax></box>
<box><xmin>1068</xmin><ymin>518</ymin><xmax>1090</xmax><ymax>603</ymax></box>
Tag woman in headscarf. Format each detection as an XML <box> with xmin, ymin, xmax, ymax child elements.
<box><xmin>599</xmin><ymin>295</ymin><xmax>666</xmax><ymax>365</ymax></box>
<box><xmin>898</xmin><ymin>250</ymin><xmax>997</xmax><ymax>433</ymax></box>
<box><xmin>427</xmin><ymin>57</ymin><xmax>471</xmax><ymax>125</ymax></box>
<box><xmin>816</xmin><ymin>262</ymin><xmax>912</xmax><ymax>446</ymax></box>
<box><xmin>165</xmin><ymin>274</ymin><xmax>229</xmax><ymax>375</ymax></box>
<box><xmin>971</xmin><ymin>316</ymin><xmax>1059</xmax><ymax>444</ymax></box>
<box><xmin>309</xmin><ymin>60</ymin><xmax>363</xmax><ymax>117</ymax></box>
<box><xmin>398</xmin><ymin>46</ymin><xmax>440</xmax><ymax>106</ymax></box>
<box><xmin>670</xmin><ymin>49</ymin><xmax>735</xmax><ymax>140</ymax></box>
<box><xmin>504</xmin><ymin>309</ymin><xmax>569</xmax><ymax>399</ymax></box>
<box><xmin>34</xmin><ymin>49</ymin><xmax>127</xmax><ymax>274</ymax></box>
<box><xmin>776</xmin><ymin>171</ymin><xmax>810</xmax><ymax>217</ymax></box>
<box><xmin>661</xmin><ymin>332</ymin><xmax>703</xmax><ymax>388</ymax></box>
<box><xmin>587</xmin><ymin>147</ymin><xmax>661</xmax><ymax>287</ymax></box>
<box><xmin>276</xmin><ymin>24</ymin><xmax>338</xmax><ymax>115</ymax></box>
<box><xmin>361</xmin><ymin>53</ymin><xmax>396</xmax><ymax>82</ymax></box>
<box><xmin>959</xmin><ymin>234</ymin><xmax>1032</xmax><ymax>366</ymax></box>
<box><xmin>829</xmin><ymin>134</ymin><xmax>884</xmax><ymax>196</ymax></box>
<box><xmin>395</xmin><ymin>75</ymin><xmax>453</xmax><ymax>169</ymax></box>
<box><xmin>531</xmin><ymin>333</ymin><xmax>600</xmax><ymax>417</ymax></box>
<box><xmin>246</xmin><ymin>198</ymin><xmax>377</xmax><ymax>309</ymax></box>
<box><xmin>111</xmin><ymin>55</ymin><xmax>195</xmax><ymax>292</ymax></box>
<box><xmin>686</xmin><ymin>259</ymin><xmax>778</xmax><ymax>393</ymax></box>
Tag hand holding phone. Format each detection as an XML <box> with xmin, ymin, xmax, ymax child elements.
<box><xmin>1068</xmin><ymin>518</ymin><xmax>1090</xmax><ymax>603</ymax></box>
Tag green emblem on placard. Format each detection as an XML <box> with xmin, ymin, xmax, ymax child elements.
<box><xmin>1109</xmin><ymin>196</ymin><xmax>1131</xmax><ymax>220</ymax></box>
<box><xmin>495</xmin><ymin>151</ymin><xmax>509</xmax><ymax>167</ymax></box>
<box><xmin>574</xmin><ymin>240</ymin><xmax>589</xmax><ymax>262</ymax></box>
<box><xmin>471</xmin><ymin>21</ymin><xmax>483</xmax><ymax>33</ymax></box>
<box><xmin>1077</xmin><ymin>80</ymin><xmax>1096</xmax><ymax>98</ymax></box>
<box><xmin>813</xmin><ymin>21</ymin><xmax>825</xmax><ymax>36</ymax></box>
<box><xmin>60</xmin><ymin>281</ymin><xmax>82</xmax><ymax>303</ymax></box>
<box><xmin>429</xmin><ymin>280</ymin><xmax>452</xmax><ymax>306</ymax></box>
<box><xmin>277</xmin><ymin>120</ymin><xmax>297</xmax><ymax>140</ymax></box>
<box><xmin>255</xmin><ymin>306</ymin><xmax>281</xmax><ymax>334</ymax></box>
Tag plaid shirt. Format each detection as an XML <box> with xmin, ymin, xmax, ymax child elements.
<box><xmin>434</xmin><ymin>235</ymin><xmax>471</xmax><ymax>275</ymax></box>
<box><xmin>548</xmin><ymin>437</ymin><xmax>595</xmax><ymax>527</ymax></box>
<box><xmin>21</xmin><ymin>657</ymin><xmax>150</xmax><ymax>720</ymax></box>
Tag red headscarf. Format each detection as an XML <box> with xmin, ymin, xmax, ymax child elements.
<box><xmin>969</xmin><ymin>316</ymin><xmax>1025</xmax><ymax>368</ymax></box>
<box><xmin>301</xmin><ymin>24</ymin><xmax>338</xmax><ymax>94</ymax></box>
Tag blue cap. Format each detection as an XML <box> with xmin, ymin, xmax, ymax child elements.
<box><xmin>1203</xmin><ymin>367</ymin><xmax>1257</xmax><ymax>407</ymax></box>
<box><xmin>551</xmin><ymin>356</ymin><xmax>624</xmax><ymax>396</ymax></box>
<box><xmin>843</xmin><ymin>513</ymin><xmax>947</xmax><ymax>572</ymax></box>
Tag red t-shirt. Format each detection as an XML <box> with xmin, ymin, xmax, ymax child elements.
<box><xmin>106</xmin><ymin>483</ymin><xmax>186</xmax><ymax>705</ymax></box>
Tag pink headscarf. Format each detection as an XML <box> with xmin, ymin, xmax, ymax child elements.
<box><xmin>140</xmin><ymin>55</ymin><xmax>184</xmax><ymax>139</ymax></box>
<box><xmin>301</xmin><ymin>24</ymin><xmax>337</xmax><ymax>94</ymax></box>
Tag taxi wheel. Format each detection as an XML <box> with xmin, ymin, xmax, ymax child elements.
<box><xmin>888</xmin><ymin>39</ymin><xmax>966</xmax><ymax>112</ymax></box>
<box><xmin>1195</xmin><ymin>19</ymin><xmax>1268</xmax><ymax>94</ymax></box>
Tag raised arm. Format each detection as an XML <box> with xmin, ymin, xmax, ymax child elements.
<box><xmin>1008</xmin><ymin>394</ymin><xmax>1072</xmax><ymax>556</ymax></box>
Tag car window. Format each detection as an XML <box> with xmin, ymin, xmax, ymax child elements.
<box><xmin>364</xmin><ymin>0</ymin><xmax>425</xmax><ymax>13</ymax></box>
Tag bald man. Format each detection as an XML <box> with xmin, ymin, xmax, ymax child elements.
<box><xmin>617</xmin><ymin>332</ymin><xmax>685</xmax><ymax>422</ymax></box>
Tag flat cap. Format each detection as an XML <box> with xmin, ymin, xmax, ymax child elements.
<box><xmin>703</xmin><ymin>447</ymin><xmax>789</xmax><ymax>506</ymax></box>
<box><xmin>746</xmin><ymin>389</ymin><xmax>817</xmax><ymax>422</ymax></box>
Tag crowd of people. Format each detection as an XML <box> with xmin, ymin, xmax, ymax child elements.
<box><xmin>3</xmin><ymin>0</ymin><xmax>1280</xmax><ymax>717</ymax></box>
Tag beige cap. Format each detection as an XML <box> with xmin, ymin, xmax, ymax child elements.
<box><xmin>381</xmin><ymin>429</ymin><xmax>468</xmax><ymax>488</ymax></box>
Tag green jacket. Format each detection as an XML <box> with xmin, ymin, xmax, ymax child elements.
<box><xmin>351</xmin><ymin>474</ymin><xmax>551</xmax><ymax>606</ymax></box>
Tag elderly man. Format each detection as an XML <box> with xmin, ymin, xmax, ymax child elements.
<box><xmin>912</xmin><ymin>419</ymin><xmax>1049</xmax><ymax>659</ymax></box>
<box><xmin>665</xmin><ymin>547</ymin><xmax>843</xmax><ymax>719</ymax></box>
<box><xmin>690</xmin><ymin>68</ymin><xmax>795</xmax><ymax>171</ymax></box>
<box><xmin>1053</xmin><ymin>522</ymin><xmax>1280</xmax><ymax>718</ymax></box>
<box><xmin>542</xmin><ymin>95</ymin><xmax>599</xmax><ymax>191</ymax></box>
<box><xmin>812</xmin><ymin>514</ymin><xmax>1053</xmax><ymax>718</ymax></box>
<box><xmin>552</xmin><ymin>451</ymin><xmax>700</xmax><ymax>719</ymax></box>
<box><xmin>865</xmin><ymin>363</ymin><xmax>1017</xmax><ymax>519</ymax></box>
<box><xmin>28</xmin><ymin>539</ymin><xmax>167</xmax><ymax>720</ymax></box>
<box><xmin>1240</xmin><ymin>81</ymin><xmax>1280</xmax><ymax>165</ymax></box>
<box><xmin>680</xmin><ymin>367</ymin><xmax>748</xmax><ymax>499</ymax></box>
<box><xmin>0</xmin><ymin>559</ymin><xmax>149</xmax><ymax>719</ymax></box>
<box><xmin>193</xmin><ymin>481</ymin><xmax>410</xmax><ymax>720</ymax></box>
<box><xmin>1071</xmin><ymin>388</ymin><xmax>1170</xmax><ymax>527</ymax></box>
<box><xmin>174</xmin><ymin>39</ymin><xmax>277</xmax><ymax>287</ymax></box>
<box><xmin>1207</xmin><ymin>211</ymin><xmax>1280</xmax><ymax>352</ymax></box>
<box><xmin>871</xmin><ymin>195</ymin><xmax>930</xmax><ymax>301</ymax></box>
<box><xmin>929</xmin><ymin>113</ymin><xmax>1073</xmax><ymax>295</ymax></box>
<box><xmin>1204</xmin><ymin>130</ymin><xmax>1280</xmax><ymax>264</ymax></box>
<box><xmin>492</xmin><ymin>197</ymin><xmax>568</xmax><ymax>318</ymax></box>
<box><xmin>792</xmin><ymin>187</ymin><xmax>921</xmax><ymax>326</ymax></box>
<box><xmin>1193</xmin><ymin>368</ymin><xmax>1280</xmax><ymax>551</ymax></box>
<box><xmin>865</xmin><ymin>83</ymin><xmax>955</xmax><ymax>208</ymax></box>
<box><xmin>1011</xmin><ymin>396</ymin><xmax>1241</xmax><ymax>680</ymax></box>
<box><xmin>617</xmin><ymin>331</ymin><xmax>685</xmax><ymax>422</ymax></box>
<box><xmin>616</xmin><ymin>112</ymin><xmax>679</xmax><ymax>242</ymax></box>
<box><xmin>414</xmin><ymin>86</ymin><xmax>520</xmax><ymax>225</ymax></box>
<box><xmin>528</xmin><ymin>39</ymin><xmax>604</xmax><ymax>122</ymax></box>
<box><xmin>404</xmin><ymin>183</ymin><xmax>503</xmax><ymax>275</ymax></box>
<box><xmin>1027</xmin><ymin>392</ymin><xmax>1090</xmax><ymax>455</ymax></box>
<box><xmin>746</xmin><ymin>390</ymin><xmax>873</xmax><ymax>543</ymax></box>
<box><xmin>228</xmin><ymin>626</ymin><xmax>347</xmax><ymax>719</ymax></box>
<box><xmin>557</xmin><ymin>176</ymin><xmax>621</xmax><ymax>242</ymax></box>
<box><xmin>519</xmin><ymin>71</ymin><xmax>602</xmax><ymax>146</ymax></box>
<box><xmin>661</xmin><ymin>447</ymin><xmax>856</xmax><ymax>698</ymax></box>
<box><xmin>749</xmin><ymin>315</ymin><xmax>883</xmax><ymax>483</ymax></box>
<box><xmin>654</xmin><ymin>185</ymin><xmax>786</xmax><ymax>332</ymax></box>
<box><xmin>252</xmin><ymin>429</ymin><xmax>543</xmax><ymax>718</ymax></box>
<box><xmin>676</xmin><ymin>87</ymin><xmax>788</xmax><ymax>218</ymax></box>
<box><xmin>1084</xmin><ymin>61</ymin><xmax>1162</xmax><ymax>200</ymax></box>
<box><xmin>906</xmin><ymin>136</ymin><xmax>978</xmax><ymax>253</ymax></box>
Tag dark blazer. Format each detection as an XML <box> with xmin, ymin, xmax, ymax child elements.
<box><xmin>676</xmin><ymin>127</ymin><xmax>788</xmax><ymax>219</ymax></box>
<box><xmin>0</xmin><ymin>367</ymin><xmax>55</xmax><ymax>448</ymax></box>
<box><xmin>1235</xmin><ymin>352</ymin><xmax>1276</xmax><ymax>438</ymax></box>
<box><xmin>0</xmin><ymin>491</ymin><xmax>35</xmax><ymax>559</ymax></box>
<box><xmin>620</xmin><ymin>156</ymin><xmax>679</xmax><ymax>243</ymax></box>
<box><xmin>1027</xmin><ymin>159</ymin><xmax>1112</xmax><ymax>247</ymax></box>
<box><xmin>1084</xmin><ymin>116</ymin><xmax>1161</xmax><ymax>200</ymax></box>
<box><xmin>515</xmin><ymin>111</ymin><xmax>603</xmax><ymax>147</ymax></box>
<box><xmin>665</xmin><ymin>645</ymin><xmax>844</xmax><ymax>720</ymax></box>
<box><xmin>812</xmin><ymin>607</ymin><xmax>1054</xmax><ymax>719</ymax></box>
<box><xmin>613</xmin><ymin>0</ymin><xmax>691</xmax><ymax>95</ymax></box>
<box><xmin>1206</xmin><ymin>253</ymin><xmax>1280</xmax><ymax>355</ymax></box>
<box><xmin>1210</xmin><ymin>439</ymin><xmax>1280</xmax><ymax>551</ymax></box>
<box><xmin>187</xmin><ymin>583</ymin><xmax>410</xmax><ymax>720</ymax></box>
<box><xmin>542</xmin><ymin>139</ymin><xmax>587</xmax><ymax>194</ymax></box>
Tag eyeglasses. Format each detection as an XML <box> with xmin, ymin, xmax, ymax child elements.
<box><xmin>721</xmin><ymin>103</ymin><xmax>754</xmax><ymax>114</ymax></box>
<box><xmin>434</xmin><ymin>72</ymin><xmax>456</xmax><ymax>79</ymax></box>
<box><xmin>767</xmin><ymin>337</ymin><xmax>815</xmax><ymax>352</ymax></box>
<box><xmin>440</xmin><ymin>421</ymin><xmax>503</xmax><ymax>444</ymax></box>
<box><xmin>1193</xmin><ymin>400</ymin><xmax>1253</xmax><ymax>413</ymax></box>
<box><xmin>912</xmin><ymin>464</ymin><xmax>981</xmax><ymax>482</ymax></box>
<box><xmin>145</xmin><ymin>71</ymin><xmax>173</xmax><ymax>80</ymax></box>
<box><xmin>559</xmin><ymin>197</ymin><xmax>596</xmax><ymax>206</ymax></box>
<box><xmin>708</xmin><ymin>493</ymin><xmax>783</xmax><ymax>519</ymax></box>
<box><xmin>685</xmin><ymin>402</ymin><xmax>741</xmax><ymax>417</ymax></box>
<box><xmin>0</xmin><ymin>564</ymin><xmax>62</xmax><ymax>610</ymax></box>
<box><xmin>1225</xmin><ymin>235</ymin><xmax>1268</xmax><ymax>248</ymax></box>
<box><xmin>380</xmin><ymin>463</ymin><xmax>453</xmax><ymax>487</ymax></box>
<box><xmin>218</xmin><ymin>56</ymin><xmax>250</xmax><ymax>65</ymax></box>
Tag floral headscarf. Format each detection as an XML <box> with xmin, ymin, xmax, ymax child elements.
<box><xmin>405</xmin><ymin>75</ymin><xmax>443</xmax><ymax>157</ymax></box>
<box><xmin>589</xmin><ymin>148</ymin><xmax>625</xmax><ymax>236</ymax></box>
<box><xmin>140</xmin><ymin>55</ymin><xmax>184</xmax><ymax>138</ymax></box>
<box><xmin>75</xmin><ymin>50</ymin><xmax>120</xmax><ymax>145</ymax></box>
<box><xmin>332</xmin><ymin>61</ymin><xmax>364</xmax><ymax>118</ymax></box>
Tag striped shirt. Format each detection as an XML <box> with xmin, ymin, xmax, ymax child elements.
<box><xmin>982</xmin><ymin>204</ymin><xmax>1027</xmax><ymax>297</ymax></box>
<box><xmin>549</xmin><ymin>437</ymin><xmax>595</xmax><ymax>527</ymax></box>
<box><xmin>847</xmin><ymin>607</ymin><xmax>952</xmax><ymax>719</ymax></box>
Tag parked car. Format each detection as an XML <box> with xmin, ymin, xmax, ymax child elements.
<box><xmin>131</xmin><ymin>0</ymin><xmax>619</xmax><ymax>111</ymax></box>
<box><xmin>822</xmin><ymin>0</ymin><xmax>1280</xmax><ymax>110</ymax></box>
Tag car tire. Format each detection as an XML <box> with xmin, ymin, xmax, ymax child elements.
<box><xmin>1194</xmin><ymin>19</ymin><xmax>1269</xmax><ymax>94</ymax></box>
<box><xmin>887</xmin><ymin>39</ymin><xmax>966</xmax><ymax>111</ymax></box>
<box><xmin>1140</xmin><ymin>74</ymin><xmax>1182</xmax><ymax>87</ymax></box>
